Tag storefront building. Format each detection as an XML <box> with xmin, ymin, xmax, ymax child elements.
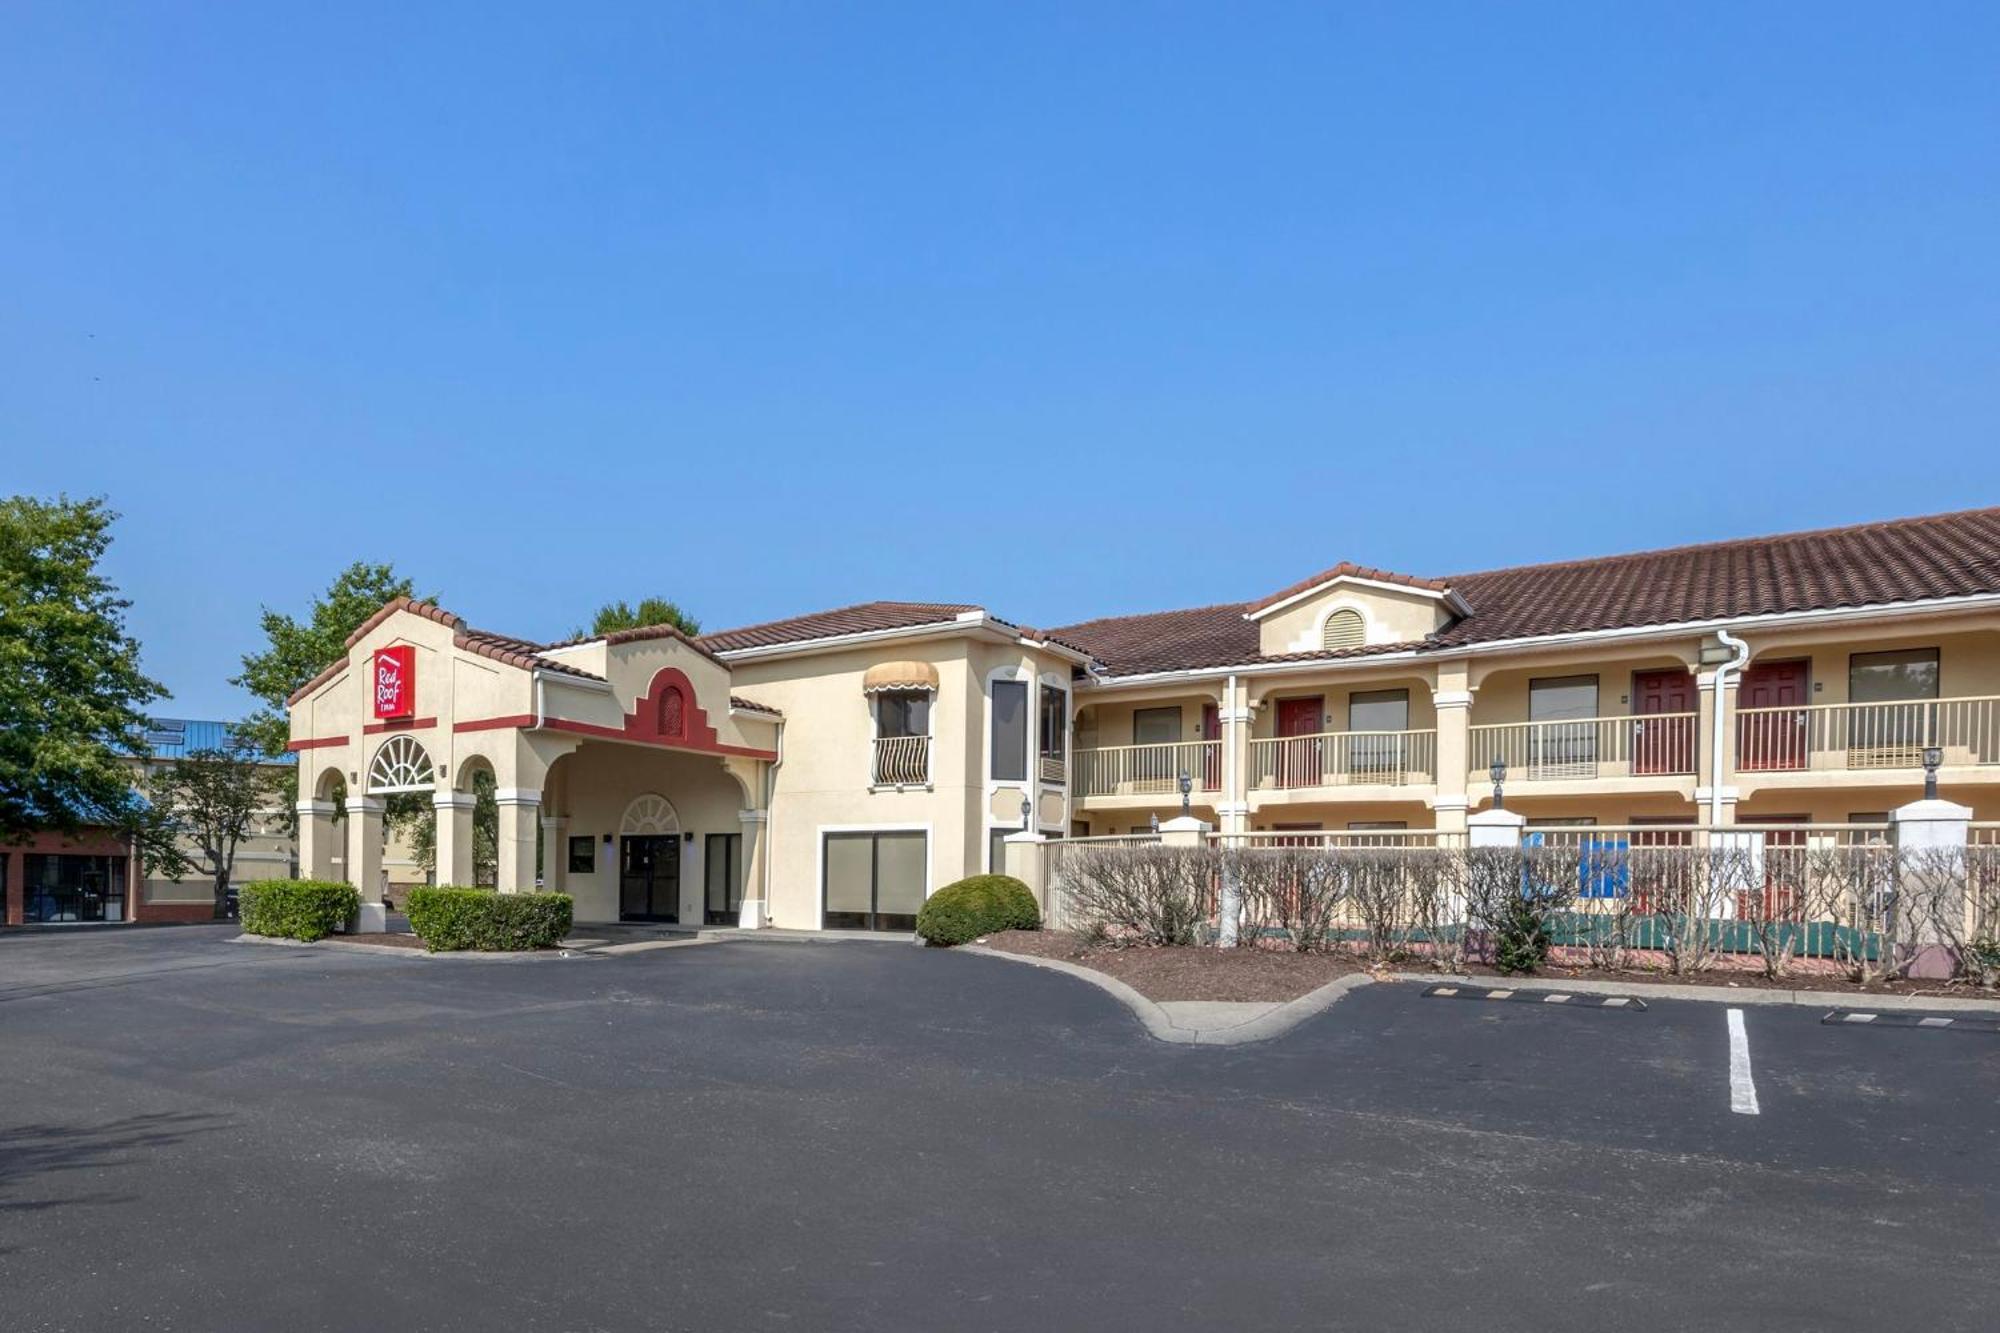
<box><xmin>286</xmin><ymin>508</ymin><xmax>2000</xmax><ymax>929</ymax></box>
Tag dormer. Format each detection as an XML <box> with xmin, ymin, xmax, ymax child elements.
<box><xmin>1243</xmin><ymin>563</ymin><xmax>1471</xmax><ymax>656</ymax></box>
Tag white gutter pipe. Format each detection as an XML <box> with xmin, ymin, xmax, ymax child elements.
<box><xmin>1709</xmin><ymin>630</ymin><xmax>1752</xmax><ymax>826</ymax></box>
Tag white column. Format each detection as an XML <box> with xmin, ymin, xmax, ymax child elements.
<box><xmin>1431</xmin><ymin>676</ymin><xmax>1472</xmax><ymax>835</ymax></box>
<box><xmin>1218</xmin><ymin>678</ymin><xmax>1251</xmax><ymax>839</ymax></box>
<box><xmin>433</xmin><ymin>790</ymin><xmax>476</xmax><ymax>887</ymax></box>
<box><xmin>541</xmin><ymin>815</ymin><xmax>570</xmax><ymax>895</ymax></box>
<box><xmin>737</xmin><ymin>809</ymin><xmax>770</xmax><ymax>929</ymax></box>
<box><xmin>295</xmin><ymin>800</ymin><xmax>337</xmax><ymax>880</ymax></box>
<box><xmin>494</xmin><ymin>788</ymin><xmax>541</xmax><ymax>894</ymax></box>
<box><xmin>345</xmin><ymin>796</ymin><xmax>386</xmax><ymax>932</ymax></box>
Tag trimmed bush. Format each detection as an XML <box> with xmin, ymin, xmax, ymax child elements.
<box><xmin>916</xmin><ymin>874</ymin><xmax>1041</xmax><ymax>947</ymax></box>
<box><xmin>406</xmin><ymin>886</ymin><xmax>574</xmax><ymax>952</ymax></box>
<box><xmin>240</xmin><ymin>879</ymin><xmax>360</xmax><ymax>943</ymax></box>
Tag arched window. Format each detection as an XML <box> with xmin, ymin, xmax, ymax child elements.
<box><xmin>366</xmin><ymin>735</ymin><xmax>435</xmax><ymax>794</ymax></box>
<box><xmin>659</xmin><ymin>685</ymin><xmax>686</xmax><ymax>739</ymax></box>
<box><xmin>1321</xmin><ymin>608</ymin><xmax>1366</xmax><ymax>652</ymax></box>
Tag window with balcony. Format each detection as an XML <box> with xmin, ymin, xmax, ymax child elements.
<box><xmin>1348</xmin><ymin>688</ymin><xmax>1409</xmax><ymax>780</ymax></box>
<box><xmin>1848</xmin><ymin>648</ymin><xmax>1939</xmax><ymax>762</ymax></box>
<box><xmin>1039</xmin><ymin>684</ymin><xmax>1067</xmax><ymax>783</ymax></box>
<box><xmin>991</xmin><ymin>679</ymin><xmax>1027</xmax><ymax>781</ymax></box>
<box><xmin>872</xmin><ymin>690</ymin><xmax>931</xmax><ymax>786</ymax></box>
<box><xmin>1529</xmin><ymin>675</ymin><xmax>1599</xmax><ymax>776</ymax></box>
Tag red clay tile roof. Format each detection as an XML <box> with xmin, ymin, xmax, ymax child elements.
<box><xmin>1244</xmin><ymin>562</ymin><xmax>1453</xmax><ymax>615</ymax></box>
<box><xmin>289</xmin><ymin>598</ymin><xmax>603</xmax><ymax>705</ymax></box>
<box><xmin>1054</xmin><ymin>507</ymin><xmax>2000</xmax><ymax>677</ymax></box>
<box><xmin>698</xmin><ymin>601</ymin><xmax>981</xmax><ymax>653</ymax></box>
<box><xmin>729</xmin><ymin>696</ymin><xmax>781</xmax><ymax>715</ymax></box>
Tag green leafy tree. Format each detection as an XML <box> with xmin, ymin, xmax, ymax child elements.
<box><xmin>402</xmin><ymin>766</ymin><xmax>498</xmax><ymax>886</ymax></box>
<box><xmin>232</xmin><ymin>561</ymin><xmax>419</xmax><ymax>758</ymax></box>
<box><xmin>0</xmin><ymin>495</ymin><xmax>163</xmax><ymax>841</ymax></box>
<box><xmin>130</xmin><ymin>744</ymin><xmax>282</xmax><ymax>919</ymax></box>
<box><xmin>577</xmin><ymin>597</ymin><xmax>700</xmax><ymax>640</ymax></box>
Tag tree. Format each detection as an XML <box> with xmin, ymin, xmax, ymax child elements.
<box><xmin>401</xmin><ymin>767</ymin><xmax>499</xmax><ymax>886</ymax></box>
<box><xmin>577</xmin><ymin>597</ymin><xmax>700</xmax><ymax>640</ymax></box>
<box><xmin>232</xmin><ymin>561</ymin><xmax>420</xmax><ymax>758</ymax></box>
<box><xmin>130</xmin><ymin>744</ymin><xmax>281</xmax><ymax>919</ymax></box>
<box><xmin>0</xmin><ymin>495</ymin><xmax>163</xmax><ymax>841</ymax></box>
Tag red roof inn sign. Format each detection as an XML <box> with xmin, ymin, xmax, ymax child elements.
<box><xmin>372</xmin><ymin>646</ymin><xmax>415</xmax><ymax>720</ymax></box>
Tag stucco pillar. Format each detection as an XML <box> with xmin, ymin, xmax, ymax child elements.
<box><xmin>1003</xmin><ymin>830</ymin><xmax>1048</xmax><ymax>913</ymax></box>
<box><xmin>433</xmin><ymin>790</ymin><xmax>476</xmax><ymax>887</ymax></box>
<box><xmin>1432</xmin><ymin>663</ymin><xmax>1473</xmax><ymax>835</ymax></box>
<box><xmin>540</xmin><ymin>815</ymin><xmax>569</xmax><ymax>895</ymax></box>
<box><xmin>345</xmin><ymin>796</ymin><xmax>386</xmax><ymax>932</ymax></box>
<box><xmin>737</xmin><ymin>809</ymin><xmax>769</xmax><ymax>929</ymax></box>
<box><xmin>1891</xmin><ymin>797</ymin><xmax>1973</xmax><ymax>979</ymax></box>
<box><xmin>1466</xmin><ymin>807</ymin><xmax>1525</xmax><ymax>850</ymax></box>
<box><xmin>1218</xmin><ymin>678</ymin><xmax>1251</xmax><ymax>839</ymax></box>
<box><xmin>494</xmin><ymin>788</ymin><xmax>541</xmax><ymax>894</ymax></box>
<box><xmin>295</xmin><ymin>800</ymin><xmax>337</xmax><ymax>880</ymax></box>
<box><xmin>1697</xmin><ymin>671</ymin><xmax>1738</xmax><ymax>826</ymax></box>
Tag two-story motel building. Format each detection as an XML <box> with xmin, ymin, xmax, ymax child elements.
<box><xmin>285</xmin><ymin>507</ymin><xmax>2000</xmax><ymax>931</ymax></box>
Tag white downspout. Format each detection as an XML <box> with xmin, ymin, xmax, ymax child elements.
<box><xmin>756</xmin><ymin>719</ymin><xmax>784</xmax><ymax>929</ymax></box>
<box><xmin>1710</xmin><ymin>631</ymin><xmax>1752</xmax><ymax>826</ymax></box>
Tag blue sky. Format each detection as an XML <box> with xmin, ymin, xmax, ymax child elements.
<box><xmin>5</xmin><ymin>3</ymin><xmax>1998</xmax><ymax>717</ymax></box>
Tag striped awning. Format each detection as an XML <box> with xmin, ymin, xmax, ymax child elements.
<box><xmin>862</xmin><ymin>660</ymin><xmax>940</xmax><ymax>693</ymax></box>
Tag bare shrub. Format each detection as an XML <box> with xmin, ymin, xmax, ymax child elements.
<box><xmin>1061</xmin><ymin>844</ymin><xmax>1215</xmax><ymax>946</ymax></box>
<box><xmin>1898</xmin><ymin>845</ymin><xmax>2000</xmax><ymax>988</ymax></box>
<box><xmin>1343</xmin><ymin>850</ymin><xmax>1421</xmax><ymax>962</ymax></box>
<box><xmin>1230</xmin><ymin>846</ymin><xmax>1347</xmax><ymax>952</ymax></box>
<box><xmin>1799</xmin><ymin>845</ymin><xmax>1903</xmax><ymax>984</ymax></box>
<box><xmin>1406</xmin><ymin>849</ymin><xmax>1468</xmax><ymax>972</ymax></box>
<box><xmin>1572</xmin><ymin>842</ymin><xmax>1639</xmax><ymax>972</ymax></box>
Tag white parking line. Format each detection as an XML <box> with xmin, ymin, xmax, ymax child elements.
<box><xmin>1727</xmin><ymin>1007</ymin><xmax>1760</xmax><ymax>1116</ymax></box>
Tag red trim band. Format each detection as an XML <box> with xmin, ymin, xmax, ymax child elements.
<box><xmin>286</xmin><ymin>736</ymin><xmax>348</xmax><ymax>752</ymax></box>
<box><xmin>363</xmin><ymin>716</ymin><xmax>437</xmax><ymax>735</ymax></box>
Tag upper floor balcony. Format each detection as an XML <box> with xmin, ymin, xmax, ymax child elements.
<box><xmin>1072</xmin><ymin>739</ymin><xmax>1221</xmax><ymax>801</ymax></box>
<box><xmin>1469</xmin><ymin>713</ymin><xmax>1698</xmax><ymax>784</ymax></box>
<box><xmin>1736</xmin><ymin>695</ymin><xmax>2000</xmax><ymax>775</ymax></box>
<box><xmin>1247</xmin><ymin>728</ymin><xmax>1437</xmax><ymax>791</ymax></box>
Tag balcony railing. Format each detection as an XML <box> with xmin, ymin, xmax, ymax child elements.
<box><xmin>1469</xmin><ymin>713</ymin><xmax>1698</xmax><ymax>783</ymax></box>
<box><xmin>1247</xmin><ymin>729</ymin><xmax>1437</xmax><ymax>790</ymax></box>
<box><xmin>1737</xmin><ymin>696</ymin><xmax>2000</xmax><ymax>773</ymax></box>
<box><xmin>872</xmin><ymin>735</ymin><xmax>930</xmax><ymax>786</ymax></box>
<box><xmin>1071</xmin><ymin>740</ymin><xmax>1222</xmax><ymax>800</ymax></box>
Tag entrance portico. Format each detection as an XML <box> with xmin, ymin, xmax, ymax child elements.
<box><xmin>286</xmin><ymin>598</ymin><xmax>779</xmax><ymax>925</ymax></box>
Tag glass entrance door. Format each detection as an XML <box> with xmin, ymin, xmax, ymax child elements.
<box><xmin>619</xmin><ymin>835</ymin><xmax>681</xmax><ymax>922</ymax></box>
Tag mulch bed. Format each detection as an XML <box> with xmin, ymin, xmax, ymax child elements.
<box><xmin>981</xmin><ymin>930</ymin><xmax>1373</xmax><ymax>1002</ymax></box>
<box><xmin>981</xmin><ymin>930</ymin><xmax>2000</xmax><ymax>1005</ymax></box>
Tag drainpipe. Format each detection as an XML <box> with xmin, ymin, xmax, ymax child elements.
<box><xmin>1709</xmin><ymin>630</ymin><xmax>1752</xmax><ymax>827</ymax></box>
<box><xmin>756</xmin><ymin>718</ymin><xmax>784</xmax><ymax>929</ymax></box>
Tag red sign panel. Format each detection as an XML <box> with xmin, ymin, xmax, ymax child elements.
<box><xmin>372</xmin><ymin>646</ymin><xmax>416</xmax><ymax>720</ymax></box>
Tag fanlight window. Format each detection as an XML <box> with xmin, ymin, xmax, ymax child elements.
<box><xmin>367</xmin><ymin>735</ymin><xmax>436</xmax><ymax>794</ymax></box>
<box><xmin>1321</xmin><ymin>608</ymin><xmax>1366</xmax><ymax>652</ymax></box>
<box><xmin>621</xmin><ymin>793</ymin><xmax>680</xmax><ymax>835</ymax></box>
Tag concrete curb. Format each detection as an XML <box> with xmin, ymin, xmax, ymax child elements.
<box><xmin>229</xmin><ymin>933</ymin><xmax>546</xmax><ymax>962</ymax></box>
<box><xmin>959</xmin><ymin>945</ymin><xmax>1372</xmax><ymax>1045</ymax></box>
<box><xmin>1393</xmin><ymin>971</ymin><xmax>2000</xmax><ymax>1013</ymax></box>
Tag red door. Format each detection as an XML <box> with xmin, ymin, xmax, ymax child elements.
<box><xmin>1738</xmin><ymin>661</ymin><xmax>1810</xmax><ymax>771</ymax></box>
<box><xmin>1200</xmin><ymin>702</ymin><xmax>1222</xmax><ymax>791</ymax></box>
<box><xmin>1632</xmin><ymin>670</ymin><xmax>1695</xmax><ymax>775</ymax></box>
<box><xmin>1276</xmin><ymin>697</ymin><xmax>1324</xmax><ymax>788</ymax></box>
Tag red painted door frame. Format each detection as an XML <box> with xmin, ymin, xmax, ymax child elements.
<box><xmin>1276</xmin><ymin>697</ymin><xmax>1324</xmax><ymax>789</ymax></box>
<box><xmin>1200</xmin><ymin>702</ymin><xmax>1222</xmax><ymax>791</ymax></box>
<box><xmin>1738</xmin><ymin>660</ymin><xmax>1811</xmax><ymax>771</ymax></box>
<box><xmin>1631</xmin><ymin>669</ymin><xmax>1695</xmax><ymax>776</ymax></box>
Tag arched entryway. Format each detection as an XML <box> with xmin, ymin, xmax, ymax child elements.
<box><xmin>618</xmin><ymin>793</ymin><xmax>682</xmax><ymax>922</ymax></box>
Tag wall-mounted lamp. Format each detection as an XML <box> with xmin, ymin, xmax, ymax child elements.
<box><xmin>1020</xmin><ymin>796</ymin><xmax>1032</xmax><ymax>832</ymax></box>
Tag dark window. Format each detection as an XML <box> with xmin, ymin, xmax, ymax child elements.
<box><xmin>875</xmin><ymin>691</ymin><xmax>930</xmax><ymax>739</ymax></box>
<box><xmin>705</xmin><ymin>833</ymin><xmax>742</xmax><ymax>925</ymax></box>
<box><xmin>1039</xmin><ymin>685</ymin><xmax>1067</xmax><ymax>764</ymax></box>
<box><xmin>823</xmin><ymin>830</ymin><xmax>926</xmax><ymax>932</ymax></box>
<box><xmin>989</xmin><ymin>826</ymin><xmax>1009</xmax><ymax>874</ymax></box>
<box><xmin>991</xmin><ymin>680</ymin><xmax>1027</xmax><ymax>781</ymax></box>
<box><xmin>1132</xmin><ymin>706</ymin><xmax>1182</xmax><ymax>745</ymax></box>
<box><xmin>568</xmin><ymin>836</ymin><xmax>595</xmax><ymax>875</ymax></box>
<box><xmin>1849</xmin><ymin>649</ymin><xmax>1940</xmax><ymax>703</ymax></box>
<box><xmin>23</xmin><ymin>854</ymin><xmax>127</xmax><ymax>923</ymax></box>
<box><xmin>1529</xmin><ymin>674</ymin><xmax>1600</xmax><ymax>770</ymax></box>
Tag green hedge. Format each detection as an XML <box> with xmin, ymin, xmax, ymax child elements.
<box><xmin>406</xmin><ymin>886</ymin><xmax>574</xmax><ymax>952</ymax></box>
<box><xmin>915</xmin><ymin>874</ymin><xmax>1041</xmax><ymax>947</ymax></box>
<box><xmin>240</xmin><ymin>879</ymin><xmax>361</xmax><ymax>943</ymax></box>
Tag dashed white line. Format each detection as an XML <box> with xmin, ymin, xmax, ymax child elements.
<box><xmin>1727</xmin><ymin>1007</ymin><xmax>1760</xmax><ymax>1116</ymax></box>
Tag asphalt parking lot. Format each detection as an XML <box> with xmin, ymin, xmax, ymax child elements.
<box><xmin>3</xmin><ymin>925</ymin><xmax>1997</xmax><ymax>1332</ymax></box>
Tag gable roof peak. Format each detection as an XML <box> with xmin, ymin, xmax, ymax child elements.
<box><xmin>1244</xmin><ymin>562</ymin><xmax>1459</xmax><ymax>619</ymax></box>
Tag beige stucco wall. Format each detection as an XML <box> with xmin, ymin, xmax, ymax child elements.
<box><xmin>1257</xmin><ymin>582</ymin><xmax>1449</xmax><ymax>656</ymax></box>
<box><xmin>552</xmin><ymin>743</ymin><xmax>751</xmax><ymax>924</ymax></box>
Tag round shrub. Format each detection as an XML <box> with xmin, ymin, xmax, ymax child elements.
<box><xmin>915</xmin><ymin>874</ymin><xmax>1041</xmax><ymax>947</ymax></box>
<box><xmin>406</xmin><ymin>886</ymin><xmax>574</xmax><ymax>952</ymax></box>
<box><xmin>240</xmin><ymin>879</ymin><xmax>360</xmax><ymax>942</ymax></box>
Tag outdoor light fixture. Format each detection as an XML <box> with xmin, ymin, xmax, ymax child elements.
<box><xmin>1923</xmin><ymin>745</ymin><xmax>1943</xmax><ymax>800</ymax></box>
<box><xmin>1020</xmin><ymin>795</ymin><xmax>1032</xmax><ymax>832</ymax></box>
<box><xmin>1178</xmin><ymin>769</ymin><xmax>1193</xmax><ymax>816</ymax></box>
<box><xmin>1697</xmin><ymin>636</ymin><xmax>1736</xmax><ymax>666</ymax></box>
<box><xmin>1490</xmin><ymin>757</ymin><xmax>1507</xmax><ymax>811</ymax></box>
<box><xmin>1149</xmin><ymin>812</ymin><xmax>1160</xmax><ymax>833</ymax></box>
